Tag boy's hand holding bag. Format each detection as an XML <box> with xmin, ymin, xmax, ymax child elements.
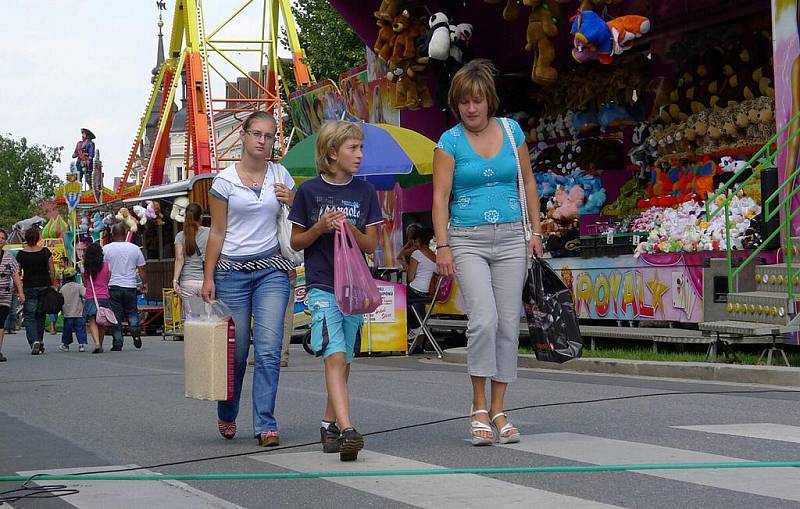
<box><xmin>333</xmin><ymin>223</ymin><xmax>381</xmax><ymax>316</ymax></box>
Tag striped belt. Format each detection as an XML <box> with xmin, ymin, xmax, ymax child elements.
<box><xmin>216</xmin><ymin>254</ymin><xmax>295</xmax><ymax>273</ymax></box>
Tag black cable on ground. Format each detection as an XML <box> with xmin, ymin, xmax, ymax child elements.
<box><xmin>2</xmin><ymin>387</ymin><xmax>799</xmax><ymax>504</ymax></box>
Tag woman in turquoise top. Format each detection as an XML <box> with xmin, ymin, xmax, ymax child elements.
<box><xmin>432</xmin><ymin>59</ymin><xmax>543</xmax><ymax>446</ymax></box>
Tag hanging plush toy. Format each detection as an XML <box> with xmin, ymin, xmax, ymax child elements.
<box><xmin>571</xmin><ymin>10</ymin><xmax>650</xmax><ymax>64</ymax></box>
<box><xmin>417</xmin><ymin>12</ymin><xmax>450</xmax><ymax>62</ymax></box>
<box><xmin>133</xmin><ymin>204</ymin><xmax>148</xmax><ymax>226</ymax></box>
<box><xmin>115</xmin><ymin>207</ymin><xmax>138</xmax><ymax>233</ymax></box>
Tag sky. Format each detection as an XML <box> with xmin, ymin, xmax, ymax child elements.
<box><xmin>0</xmin><ymin>0</ymin><xmax>291</xmax><ymax>183</ymax></box>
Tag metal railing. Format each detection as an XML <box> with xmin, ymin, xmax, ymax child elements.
<box><xmin>705</xmin><ymin>111</ymin><xmax>800</xmax><ymax>303</ymax></box>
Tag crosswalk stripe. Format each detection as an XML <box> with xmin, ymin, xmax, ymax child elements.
<box><xmin>251</xmin><ymin>449</ymin><xmax>625</xmax><ymax>509</ymax></box>
<box><xmin>500</xmin><ymin>433</ymin><xmax>800</xmax><ymax>502</ymax></box>
<box><xmin>673</xmin><ymin>423</ymin><xmax>800</xmax><ymax>444</ymax></box>
<box><xmin>16</xmin><ymin>465</ymin><xmax>245</xmax><ymax>509</ymax></box>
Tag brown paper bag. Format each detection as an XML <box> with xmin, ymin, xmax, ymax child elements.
<box><xmin>184</xmin><ymin>319</ymin><xmax>235</xmax><ymax>400</ymax></box>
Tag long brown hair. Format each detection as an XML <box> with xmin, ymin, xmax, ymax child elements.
<box><xmin>183</xmin><ymin>203</ymin><xmax>203</xmax><ymax>256</ymax></box>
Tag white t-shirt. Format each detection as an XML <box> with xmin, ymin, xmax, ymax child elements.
<box><xmin>209</xmin><ymin>162</ymin><xmax>296</xmax><ymax>257</ymax></box>
<box><xmin>409</xmin><ymin>250</ymin><xmax>437</xmax><ymax>294</ymax></box>
<box><xmin>103</xmin><ymin>241</ymin><xmax>146</xmax><ymax>288</ymax></box>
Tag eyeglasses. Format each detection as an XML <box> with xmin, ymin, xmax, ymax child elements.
<box><xmin>245</xmin><ymin>130</ymin><xmax>275</xmax><ymax>142</ymax></box>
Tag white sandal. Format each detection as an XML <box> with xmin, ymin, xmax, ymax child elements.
<box><xmin>470</xmin><ymin>408</ymin><xmax>494</xmax><ymax>446</ymax></box>
<box><xmin>491</xmin><ymin>412</ymin><xmax>520</xmax><ymax>444</ymax></box>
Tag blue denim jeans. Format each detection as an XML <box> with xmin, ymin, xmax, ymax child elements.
<box><xmin>214</xmin><ymin>252</ymin><xmax>290</xmax><ymax>436</ymax></box>
<box><xmin>62</xmin><ymin>317</ymin><xmax>87</xmax><ymax>345</ymax></box>
<box><xmin>109</xmin><ymin>286</ymin><xmax>140</xmax><ymax>349</ymax></box>
<box><xmin>23</xmin><ymin>287</ymin><xmax>48</xmax><ymax>346</ymax></box>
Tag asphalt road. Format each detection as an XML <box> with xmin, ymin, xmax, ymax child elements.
<box><xmin>2</xmin><ymin>332</ymin><xmax>800</xmax><ymax>508</ymax></box>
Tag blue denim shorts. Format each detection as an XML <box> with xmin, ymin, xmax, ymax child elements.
<box><xmin>84</xmin><ymin>298</ymin><xmax>110</xmax><ymax>318</ymax></box>
<box><xmin>308</xmin><ymin>288</ymin><xmax>363</xmax><ymax>363</ymax></box>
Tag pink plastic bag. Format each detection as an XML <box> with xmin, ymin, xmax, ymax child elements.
<box><xmin>334</xmin><ymin>225</ymin><xmax>382</xmax><ymax>315</ymax></box>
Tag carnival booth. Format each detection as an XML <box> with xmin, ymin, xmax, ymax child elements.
<box><xmin>320</xmin><ymin>0</ymin><xmax>800</xmax><ymax>348</ymax></box>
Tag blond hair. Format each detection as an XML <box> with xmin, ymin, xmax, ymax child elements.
<box><xmin>315</xmin><ymin>121</ymin><xmax>364</xmax><ymax>176</ymax></box>
<box><xmin>447</xmin><ymin>59</ymin><xmax>500</xmax><ymax>119</ymax></box>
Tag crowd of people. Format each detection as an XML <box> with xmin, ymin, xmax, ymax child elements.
<box><xmin>0</xmin><ymin>221</ymin><xmax>149</xmax><ymax>359</ymax></box>
<box><xmin>1</xmin><ymin>59</ymin><xmax>543</xmax><ymax>462</ymax></box>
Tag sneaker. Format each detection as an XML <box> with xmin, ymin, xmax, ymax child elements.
<box><xmin>58</xmin><ymin>344</ymin><xmax>69</xmax><ymax>352</ymax></box>
<box><xmin>40</xmin><ymin>343</ymin><xmax>45</xmax><ymax>354</ymax></box>
<box><xmin>257</xmin><ymin>431</ymin><xmax>279</xmax><ymax>447</ymax></box>
<box><xmin>110</xmin><ymin>346</ymin><xmax>122</xmax><ymax>351</ymax></box>
<box><xmin>133</xmin><ymin>335</ymin><xmax>142</xmax><ymax>349</ymax></box>
<box><xmin>338</xmin><ymin>427</ymin><xmax>364</xmax><ymax>462</ymax></box>
<box><xmin>31</xmin><ymin>341</ymin><xmax>41</xmax><ymax>355</ymax></box>
<box><xmin>0</xmin><ymin>352</ymin><xmax>6</xmax><ymax>362</ymax></box>
<box><xmin>320</xmin><ymin>422</ymin><xmax>341</xmax><ymax>453</ymax></box>
<box><xmin>78</xmin><ymin>344</ymin><xmax>86</xmax><ymax>353</ymax></box>
<box><xmin>407</xmin><ymin>327</ymin><xmax>422</xmax><ymax>340</ymax></box>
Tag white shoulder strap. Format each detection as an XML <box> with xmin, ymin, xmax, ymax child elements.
<box><xmin>500</xmin><ymin>117</ymin><xmax>532</xmax><ymax>242</ymax></box>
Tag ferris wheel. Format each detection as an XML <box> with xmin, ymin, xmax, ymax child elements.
<box><xmin>119</xmin><ymin>0</ymin><xmax>312</xmax><ymax>195</ymax></box>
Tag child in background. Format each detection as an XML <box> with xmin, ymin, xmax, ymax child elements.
<box><xmin>288</xmin><ymin>121</ymin><xmax>383</xmax><ymax>462</ymax></box>
<box><xmin>395</xmin><ymin>223</ymin><xmax>422</xmax><ymax>270</ymax></box>
<box><xmin>58</xmin><ymin>268</ymin><xmax>87</xmax><ymax>352</ymax></box>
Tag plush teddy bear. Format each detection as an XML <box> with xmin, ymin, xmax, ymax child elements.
<box><xmin>115</xmin><ymin>207</ymin><xmax>138</xmax><ymax>233</ymax></box>
<box><xmin>524</xmin><ymin>1</ymin><xmax>559</xmax><ymax>85</ymax></box>
<box><xmin>374</xmin><ymin>19</ymin><xmax>396</xmax><ymax>63</ymax></box>
<box><xmin>374</xmin><ymin>0</ymin><xmax>404</xmax><ymax>22</ymax></box>
<box><xmin>388</xmin><ymin>10</ymin><xmax>420</xmax><ymax>70</ymax></box>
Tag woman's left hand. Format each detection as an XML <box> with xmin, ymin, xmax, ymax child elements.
<box><xmin>529</xmin><ymin>236</ymin><xmax>543</xmax><ymax>258</ymax></box>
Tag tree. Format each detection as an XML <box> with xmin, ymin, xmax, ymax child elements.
<box><xmin>283</xmin><ymin>0</ymin><xmax>365</xmax><ymax>92</ymax></box>
<box><xmin>0</xmin><ymin>134</ymin><xmax>62</xmax><ymax>229</ymax></box>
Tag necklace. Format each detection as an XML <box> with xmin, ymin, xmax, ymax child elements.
<box><xmin>464</xmin><ymin>121</ymin><xmax>491</xmax><ymax>136</ymax></box>
<box><xmin>239</xmin><ymin>170</ymin><xmax>264</xmax><ymax>188</ymax></box>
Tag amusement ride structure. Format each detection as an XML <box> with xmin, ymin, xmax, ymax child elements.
<box><xmin>118</xmin><ymin>0</ymin><xmax>312</xmax><ymax>196</ymax></box>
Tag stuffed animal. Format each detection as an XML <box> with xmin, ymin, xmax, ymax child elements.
<box><xmin>417</xmin><ymin>12</ymin><xmax>450</xmax><ymax>62</ymax></box>
<box><xmin>115</xmin><ymin>207</ymin><xmax>138</xmax><ymax>233</ymax></box>
<box><xmin>524</xmin><ymin>2</ymin><xmax>559</xmax><ymax>84</ymax></box>
<box><xmin>78</xmin><ymin>213</ymin><xmax>89</xmax><ymax>234</ymax></box>
<box><xmin>388</xmin><ymin>10</ymin><xmax>419</xmax><ymax>69</ymax></box>
<box><xmin>571</xmin><ymin>10</ymin><xmax>650</xmax><ymax>64</ymax></box>
<box><xmin>152</xmin><ymin>201</ymin><xmax>165</xmax><ymax>225</ymax></box>
<box><xmin>448</xmin><ymin>22</ymin><xmax>473</xmax><ymax>68</ymax></box>
<box><xmin>374</xmin><ymin>0</ymin><xmax>404</xmax><ymax>22</ymax></box>
<box><xmin>146</xmin><ymin>200</ymin><xmax>157</xmax><ymax>220</ymax></box>
<box><xmin>91</xmin><ymin>211</ymin><xmax>104</xmax><ymax>233</ymax></box>
<box><xmin>133</xmin><ymin>204</ymin><xmax>148</xmax><ymax>226</ymax></box>
<box><xmin>374</xmin><ymin>19</ymin><xmax>396</xmax><ymax>63</ymax></box>
<box><xmin>551</xmin><ymin>186</ymin><xmax>585</xmax><ymax>221</ymax></box>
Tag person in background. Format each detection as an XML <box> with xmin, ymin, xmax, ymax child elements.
<box><xmin>47</xmin><ymin>255</ymin><xmax>71</xmax><ymax>334</ymax></box>
<box><xmin>289</xmin><ymin>120</ymin><xmax>383</xmax><ymax>462</ymax></box>
<box><xmin>16</xmin><ymin>227</ymin><xmax>54</xmax><ymax>355</ymax></box>
<box><xmin>202</xmin><ymin>111</ymin><xmax>295</xmax><ymax>447</ymax></box>
<box><xmin>405</xmin><ymin>228</ymin><xmax>438</xmax><ymax>345</ymax></box>
<box><xmin>58</xmin><ymin>268</ymin><xmax>87</xmax><ymax>352</ymax></box>
<box><xmin>173</xmin><ymin>203</ymin><xmax>209</xmax><ymax>317</ymax></box>
<box><xmin>103</xmin><ymin>223</ymin><xmax>146</xmax><ymax>351</ymax></box>
<box><xmin>395</xmin><ymin>223</ymin><xmax>422</xmax><ymax>271</ymax></box>
<box><xmin>432</xmin><ymin>59</ymin><xmax>543</xmax><ymax>446</ymax></box>
<box><xmin>0</xmin><ymin>229</ymin><xmax>25</xmax><ymax>361</ymax></box>
<box><xmin>83</xmin><ymin>242</ymin><xmax>110</xmax><ymax>354</ymax></box>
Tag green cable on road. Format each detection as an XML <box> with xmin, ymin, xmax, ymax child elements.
<box><xmin>4</xmin><ymin>460</ymin><xmax>800</xmax><ymax>482</ymax></box>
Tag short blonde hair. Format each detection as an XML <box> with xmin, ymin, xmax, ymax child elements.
<box><xmin>315</xmin><ymin>121</ymin><xmax>364</xmax><ymax>176</ymax></box>
<box><xmin>447</xmin><ymin>59</ymin><xmax>500</xmax><ymax>119</ymax></box>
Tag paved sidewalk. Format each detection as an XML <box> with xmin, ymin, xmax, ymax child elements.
<box><xmin>441</xmin><ymin>348</ymin><xmax>800</xmax><ymax>387</ymax></box>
